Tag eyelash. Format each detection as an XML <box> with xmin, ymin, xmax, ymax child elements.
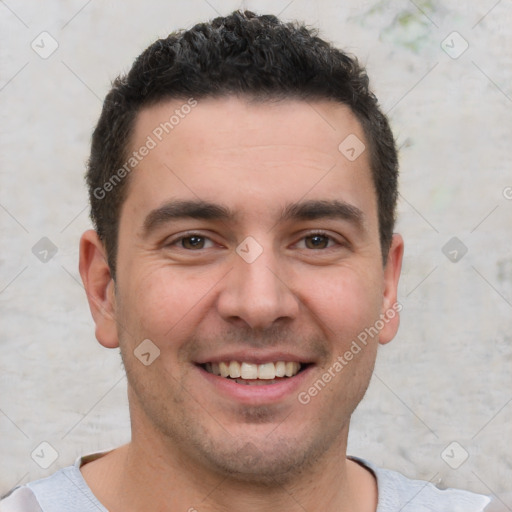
<box><xmin>165</xmin><ymin>230</ymin><xmax>344</xmax><ymax>251</ymax></box>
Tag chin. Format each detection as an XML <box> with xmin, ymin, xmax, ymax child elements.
<box><xmin>204</xmin><ymin>440</ymin><xmax>307</xmax><ymax>486</ymax></box>
<box><xmin>193</xmin><ymin>427</ymin><xmax>338</xmax><ymax>487</ymax></box>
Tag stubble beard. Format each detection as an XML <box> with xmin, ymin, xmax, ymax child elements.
<box><xmin>123</xmin><ymin>357</ymin><xmax>372</xmax><ymax>489</ymax></box>
<box><xmin>119</xmin><ymin>319</ymin><xmax>376</xmax><ymax>488</ymax></box>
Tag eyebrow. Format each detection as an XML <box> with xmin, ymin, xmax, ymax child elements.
<box><xmin>280</xmin><ymin>199</ymin><xmax>364</xmax><ymax>226</ymax></box>
<box><xmin>142</xmin><ymin>198</ymin><xmax>365</xmax><ymax>236</ymax></box>
<box><xmin>142</xmin><ymin>200</ymin><xmax>236</xmax><ymax>236</ymax></box>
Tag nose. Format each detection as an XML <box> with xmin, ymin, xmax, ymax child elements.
<box><xmin>216</xmin><ymin>244</ymin><xmax>299</xmax><ymax>331</ymax></box>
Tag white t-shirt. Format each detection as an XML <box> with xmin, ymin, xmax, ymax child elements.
<box><xmin>0</xmin><ymin>453</ymin><xmax>507</xmax><ymax>511</ymax></box>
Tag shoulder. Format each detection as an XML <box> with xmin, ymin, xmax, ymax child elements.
<box><xmin>0</xmin><ymin>486</ymin><xmax>43</xmax><ymax>512</ymax></box>
<box><xmin>0</xmin><ymin>459</ymin><xmax>107</xmax><ymax>512</ymax></box>
<box><xmin>351</xmin><ymin>457</ymin><xmax>497</xmax><ymax>512</ymax></box>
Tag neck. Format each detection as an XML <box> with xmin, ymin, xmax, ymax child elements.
<box><xmin>81</xmin><ymin>425</ymin><xmax>377</xmax><ymax>512</ymax></box>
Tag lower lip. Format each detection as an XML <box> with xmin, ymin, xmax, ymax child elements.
<box><xmin>196</xmin><ymin>364</ymin><xmax>313</xmax><ymax>405</ymax></box>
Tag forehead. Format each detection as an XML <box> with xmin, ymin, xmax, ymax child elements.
<box><xmin>122</xmin><ymin>96</ymin><xmax>376</xmax><ymax>227</ymax></box>
<box><xmin>134</xmin><ymin>96</ymin><xmax>366</xmax><ymax>159</ymax></box>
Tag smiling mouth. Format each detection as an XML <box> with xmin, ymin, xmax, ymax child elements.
<box><xmin>200</xmin><ymin>361</ymin><xmax>309</xmax><ymax>385</ymax></box>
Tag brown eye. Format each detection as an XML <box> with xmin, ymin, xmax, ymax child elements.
<box><xmin>181</xmin><ymin>236</ymin><xmax>206</xmax><ymax>249</ymax></box>
<box><xmin>304</xmin><ymin>234</ymin><xmax>331</xmax><ymax>249</ymax></box>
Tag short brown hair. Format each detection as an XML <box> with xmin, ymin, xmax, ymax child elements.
<box><xmin>86</xmin><ymin>10</ymin><xmax>398</xmax><ymax>278</ymax></box>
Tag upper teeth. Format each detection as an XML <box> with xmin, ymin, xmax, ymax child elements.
<box><xmin>205</xmin><ymin>361</ymin><xmax>301</xmax><ymax>379</ymax></box>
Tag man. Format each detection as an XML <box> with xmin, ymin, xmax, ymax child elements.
<box><xmin>1</xmin><ymin>10</ymin><xmax>504</xmax><ymax>512</ymax></box>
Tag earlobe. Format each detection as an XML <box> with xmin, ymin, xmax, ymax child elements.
<box><xmin>379</xmin><ymin>233</ymin><xmax>404</xmax><ymax>345</ymax></box>
<box><xmin>79</xmin><ymin>229</ymin><xmax>119</xmax><ymax>348</ymax></box>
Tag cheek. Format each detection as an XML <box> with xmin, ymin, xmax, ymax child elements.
<box><xmin>119</xmin><ymin>263</ymin><xmax>223</xmax><ymax>344</ymax></box>
<box><xmin>296</xmin><ymin>266</ymin><xmax>383</xmax><ymax>338</ymax></box>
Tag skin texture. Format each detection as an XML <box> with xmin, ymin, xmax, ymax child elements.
<box><xmin>79</xmin><ymin>97</ymin><xmax>403</xmax><ymax>512</ymax></box>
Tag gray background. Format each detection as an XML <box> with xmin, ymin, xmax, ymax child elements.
<box><xmin>1</xmin><ymin>0</ymin><xmax>511</xmax><ymax>503</ymax></box>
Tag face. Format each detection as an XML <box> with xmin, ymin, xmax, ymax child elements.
<box><xmin>81</xmin><ymin>96</ymin><xmax>403</xmax><ymax>485</ymax></box>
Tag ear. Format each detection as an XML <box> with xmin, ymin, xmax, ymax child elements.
<box><xmin>79</xmin><ymin>229</ymin><xmax>119</xmax><ymax>348</ymax></box>
<box><xmin>378</xmin><ymin>233</ymin><xmax>404</xmax><ymax>345</ymax></box>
